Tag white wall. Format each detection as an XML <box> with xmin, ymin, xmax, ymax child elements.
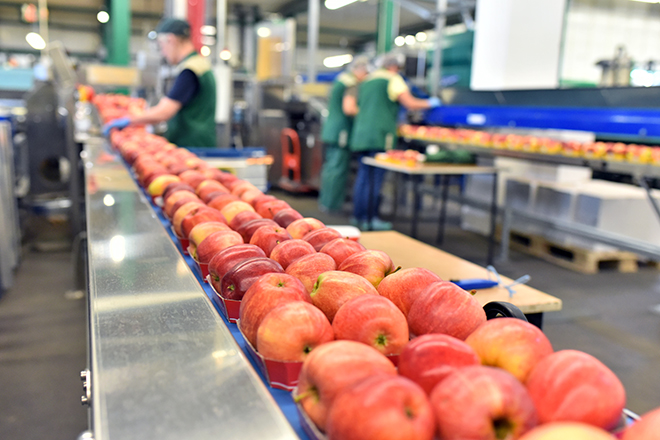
<box><xmin>471</xmin><ymin>0</ymin><xmax>567</xmax><ymax>90</ymax></box>
<box><xmin>561</xmin><ymin>0</ymin><xmax>660</xmax><ymax>85</ymax></box>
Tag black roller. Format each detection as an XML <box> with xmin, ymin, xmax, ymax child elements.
<box><xmin>483</xmin><ymin>301</ymin><xmax>528</xmax><ymax>322</ymax></box>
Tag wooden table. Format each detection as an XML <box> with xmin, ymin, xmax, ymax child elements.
<box><xmin>360</xmin><ymin>231</ymin><xmax>562</xmax><ymax>328</ymax></box>
<box><xmin>361</xmin><ymin>157</ymin><xmax>500</xmax><ymax>265</ymax></box>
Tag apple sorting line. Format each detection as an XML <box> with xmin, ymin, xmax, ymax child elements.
<box><xmin>99</xmin><ymin>94</ymin><xmax>648</xmax><ymax>440</ymax></box>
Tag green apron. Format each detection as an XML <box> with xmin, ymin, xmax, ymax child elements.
<box><xmin>319</xmin><ymin>72</ymin><xmax>357</xmax><ymax>211</ymax></box>
<box><xmin>166</xmin><ymin>52</ymin><xmax>217</xmax><ymax>147</ymax></box>
<box><xmin>350</xmin><ymin>69</ymin><xmax>401</xmax><ymax>152</ymax></box>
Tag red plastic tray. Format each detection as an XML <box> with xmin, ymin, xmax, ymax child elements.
<box><xmin>207</xmin><ymin>275</ymin><xmax>241</xmax><ymax>323</ymax></box>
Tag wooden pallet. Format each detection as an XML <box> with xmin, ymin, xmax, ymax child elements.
<box><xmin>503</xmin><ymin>229</ymin><xmax>639</xmax><ymax>274</ymax></box>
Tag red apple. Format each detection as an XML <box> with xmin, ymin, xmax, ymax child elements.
<box><xmin>178</xmin><ymin>169</ymin><xmax>206</xmax><ymax>189</ymax></box>
<box><xmin>326</xmin><ymin>375</ymin><xmax>435</xmax><ymax>440</ymax></box>
<box><xmin>195</xmin><ymin>230</ymin><xmax>243</xmax><ymax>263</ymax></box>
<box><xmin>398</xmin><ymin>334</ymin><xmax>480</xmax><ymax>395</ymax></box>
<box><xmin>272</xmin><ymin>208</ymin><xmax>304</xmax><ymax>228</ymax></box>
<box><xmin>220</xmin><ymin>257</ymin><xmax>284</xmax><ymax>300</ymax></box>
<box><xmin>249</xmin><ymin>225</ymin><xmax>292</xmax><ymax>257</ymax></box>
<box><xmin>239</xmin><ymin>273</ymin><xmax>311</xmax><ymax>348</ymax></box>
<box><xmin>430</xmin><ymin>366</ymin><xmax>538</xmax><ymax>440</ymax></box>
<box><xmin>220</xmin><ymin>200</ymin><xmax>256</xmax><ymax>225</ymax></box>
<box><xmin>465</xmin><ymin>318</ymin><xmax>553</xmax><ymax>383</ymax></box>
<box><xmin>519</xmin><ymin>422</ymin><xmax>616</xmax><ymax>440</ymax></box>
<box><xmin>269</xmin><ymin>239</ymin><xmax>316</xmax><ymax>270</ymax></box>
<box><xmin>172</xmin><ymin>201</ymin><xmax>206</xmax><ymax>237</ymax></box>
<box><xmin>407</xmin><ymin>281</ymin><xmax>486</xmax><ymax>340</ymax></box>
<box><xmin>196</xmin><ymin>179</ymin><xmax>229</xmax><ymax>198</ymax></box>
<box><xmin>207</xmin><ymin>193</ymin><xmax>241</xmax><ymax>211</ymax></box>
<box><xmin>216</xmin><ymin>171</ymin><xmax>239</xmax><ymax>187</ymax></box>
<box><xmin>319</xmin><ymin>238</ymin><xmax>366</xmax><ymax>266</ymax></box>
<box><xmin>163</xmin><ymin>191</ymin><xmax>201</xmax><ymax>218</ymax></box>
<box><xmin>228</xmin><ymin>210</ymin><xmax>262</xmax><ymax>231</ymax></box>
<box><xmin>332</xmin><ymin>295</ymin><xmax>408</xmax><ymax>355</ymax></box>
<box><xmin>231</xmin><ymin>180</ymin><xmax>259</xmax><ymax>197</ymax></box>
<box><xmin>200</xmin><ymin>190</ymin><xmax>230</xmax><ymax>204</ymax></box>
<box><xmin>256</xmin><ymin>199</ymin><xmax>292</xmax><ymax>219</ymax></box>
<box><xmin>309</xmin><ymin>270</ymin><xmax>378</xmax><ymax>322</ymax></box>
<box><xmin>286</xmin><ymin>217</ymin><xmax>326</xmax><ymax>239</ymax></box>
<box><xmin>162</xmin><ymin>182</ymin><xmax>195</xmax><ymax>201</ymax></box>
<box><xmin>240</xmin><ymin>188</ymin><xmax>264</xmax><ymax>205</ymax></box>
<box><xmin>337</xmin><ymin>250</ymin><xmax>396</xmax><ymax>288</ymax></box>
<box><xmin>237</xmin><ymin>218</ymin><xmax>279</xmax><ymax>242</ymax></box>
<box><xmin>251</xmin><ymin>194</ymin><xmax>277</xmax><ymax>209</ymax></box>
<box><xmin>622</xmin><ymin>407</ymin><xmax>660</xmax><ymax>440</ymax></box>
<box><xmin>285</xmin><ymin>252</ymin><xmax>337</xmax><ymax>293</ymax></box>
<box><xmin>295</xmin><ymin>340</ymin><xmax>398</xmax><ymax>432</ymax></box>
<box><xmin>526</xmin><ymin>350</ymin><xmax>626</xmax><ymax>430</ymax></box>
<box><xmin>208</xmin><ymin>244</ymin><xmax>267</xmax><ymax>292</ymax></box>
<box><xmin>256</xmin><ymin>301</ymin><xmax>334</xmax><ymax>361</ymax></box>
<box><xmin>377</xmin><ymin>267</ymin><xmax>441</xmax><ymax>317</ymax></box>
<box><xmin>181</xmin><ymin>207</ymin><xmax>228</xmax><ymax>240</ymax></box>
<box><xmin>303</xmin><ymin>227</ymin><xmax>343</xmax><ymax>252</ymax></box>
<box><xmin>188</xmin><ymin>221</ymin><xmax>232</xmax><ymax>248</ymax></box>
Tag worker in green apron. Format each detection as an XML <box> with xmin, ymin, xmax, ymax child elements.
<box><xmin>103</xmin><ymin>18</ymin><xmax>217</xmax><ymax>148</ymax></box>
<box><xmin>318</xmin><ymin>56</ymin><xmax>370</xmax><ymax>212</ymax></box>
<box><xmin>349</xmin><ymin>52</ymin><xmax>441</xmax><ymax>231</ymax></box>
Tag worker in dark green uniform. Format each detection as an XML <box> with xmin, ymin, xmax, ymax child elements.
<box><xmin>318</xmin><ymin>56</ymin><xmax>370</xmax><ymax>212</ymax></box>
<box><xmin>349</xmin><ymin>52</ymin><xmax>441</xmax><ymax>231</ymax></box>
<box><xmin>103</xmin><ymin>18</ymin><xmax>217</xmax><ymax>147</ymax></box>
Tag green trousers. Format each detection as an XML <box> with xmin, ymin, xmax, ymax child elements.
<box><xmin>318</xmin><ymin>143</ymin><xmax>351</xmax><ymax>212</ymax></box>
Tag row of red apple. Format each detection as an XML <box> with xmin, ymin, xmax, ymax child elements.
<box><xmin>400</xmin><ymin>124</ymin><xmax>660</xmax><ymax>165</ymax></box>
<box><xmin>94</xmin><ymin>94</ymin><xmax>146</xmax><ymax>124</ymax></box>
<box><xmin>102</xmin><ymin>103</ymin><xmax>659</xmax><ymax>440</ymax></box>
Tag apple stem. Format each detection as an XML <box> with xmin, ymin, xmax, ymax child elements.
<box><xmin>470</xmin><ymin>289</ymin><xmax>477</xmax><ymax>296</ymax></box>
<box><xmin>375</xmin><ymin>334</ymin><xmax>387</xmax><ymax>347</ymax></box>
<box><xmin>404</xmin><ymin>407</ymin><xmax>414</xmax><ymax>420</ymax></box>
<box><xmin>293</xmin><ymin>386</ymin><xmax>317</xmax><ymax>403</ymax></box>
<box><xmin>492</xmin><ymin>418</ymin><xmax>513</xmax><ymax>440</ymax></box>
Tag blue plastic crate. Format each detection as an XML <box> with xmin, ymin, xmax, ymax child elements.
<box><xmin>185</xmin><ymin>146</ymin><xmax>267</xmax><ymax>158</ymax></box>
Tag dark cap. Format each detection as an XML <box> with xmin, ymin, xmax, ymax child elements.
<box><xmin>155</xmin><ymin>18</ymin><xmax>191</xmax><ymax>37</ymax></box>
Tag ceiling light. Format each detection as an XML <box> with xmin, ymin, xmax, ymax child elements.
<box><xmin>325</xmin><ymin>0</ymin><xmax>358</xmax><ymax>10</ymax></box>
<box><xmin>200</xmin><ymin>45</ymin><xmax>211</xmax><ymax>57</ymax></box>
<box><xmin>405</xmin><ymin>35</ymin><xmax>416</xmax><ymax>45</ymax></box>
<box><xmin>323</xmin><ymin>53</ymin><xmax>353</xmax><ymax>68</ymax></box>
<box><xmin>416</xmin><ymin>32</ymin><xmax>427</xmax><ymax>42</ymax></box>
<box><xmin>220</xmin><ymin>49</ymin><xmax>232</xmax><ymax>61</ymax></box>
<box><xmin>97</xmin><ymin>10</ymin><xmax>109</xmax><ymax>23</ymax></box>
<box><xmin>147</xmin><ymin>30</ymin><xmax>157</xmax><ymax>40</ymax></box>
<box><xmin>394</xmin><ymin>36</ymin><xmax>405</xmax><ymax>47</ymax></box>
<box><xmin>257</xmin><ymin>27</ymin><xmax>271</xmax><ymax>38</ymax></box>
<box><xmin>630</xmin><ymin>0</ymin><xmax>660</xmax><ymax>3</ymax></box>
<box><xmin>25</xmin><ymin>32</ymin><xmax>46</xmax><ymax>50</ymax></box>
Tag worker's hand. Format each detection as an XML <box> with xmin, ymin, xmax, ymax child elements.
<box><xmin>102</xmin><ymin>117</ymin><xmax>131</xmax><ymax>136</ymax></box>
<box><xmin>427</xmin><ymin>97</ymin><xmax>442</xmax><ymax>108</ymax></box>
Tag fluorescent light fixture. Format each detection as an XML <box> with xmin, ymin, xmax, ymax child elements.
<box><xmin>25</xmin><ymin>32</ymin><xmax>46</xmax><ymax>50</ymax></box>
<box><xmin>200</xmin><ymin>45</ymin><xmax>211</xmax><ymax>57</ymax></box>
<box><xmin>97</xmin><ymin>10</ymin><xmax>109</xmax><ymax>23</ymax></box>
<box><xmin>103</xmin><ymin>194</ymin><xmax>115</xmax><ymax>207</ymax></box>
<box><xmin>200</xmin><ymin>25</ymin><xmax>216</xmax><ymax>36</ymax></box>
<box><xmin>416</xmin><ymin>31</ymin><xmax>427</xmax><ymax>42</ymax></box>
<box><xmin>257</xmin><ymin>27</ymin><xmax>271</xmax><ymax>38</ymax></box>
<box><xmin>394</xmin><ymin>36</ymin><xmax>405</xmax><ymax>47</ymax></box>
<box><xmin>630</xmin><ymin>0</ymin><xmax>660</xmax><ymax>3</ymax></box>
<box><xmin>325</xmin><ymin>0</ymin><xmax>358</xmax><ymax>10</ymax></box>
<box><xmin>220</xmin><ymin>49</ymin><xmax>232</xmax><ymax>61</ymax></box>
<box><xmin>405</xmin><ymin>35</ymin><xmax>416</xmax><ymax>45</ymax></box>
<box><xmin>323</xmin><ymin>53</ymin><xmax>353</xmax><ymax>68</ymax></box>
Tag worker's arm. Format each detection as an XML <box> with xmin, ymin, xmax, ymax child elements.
<box><xmin>342</xmin><ymin>94</ymin><xmax>358</xmax><ymax>116</ymax></box>
<box><xmin>397</xmin><ymin>91</ymin><xmax>434</xmax><ymax>111</ymax></box>
<box><xmin>128</xmin><ymin>97</ymin><xmax>182</xmax><ymax>125</ymax></box>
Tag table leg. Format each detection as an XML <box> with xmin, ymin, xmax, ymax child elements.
<box><xmin>525</xmin><ymin>312</ymin><xmax>543</xmax><ymax>330</ymax></box>
<box><xmin>487</xmin><ymin>172</ymin><xmax>498</xmax><ymax>266</ymax></box>
<box><xmin>411</xmin><ymin>175</ymin><xmax>421</xmax><ymax>239</ymax></box>
<box><xmin>436</xmin><ymin>175</ymin><xmax>450</xmax><ymax>245</ymax></box>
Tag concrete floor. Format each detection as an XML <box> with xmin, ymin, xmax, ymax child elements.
<box><xmin>1</xmin><ymin>186</ymin><xmax>660</xmax><ymax>439</ymax></box>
